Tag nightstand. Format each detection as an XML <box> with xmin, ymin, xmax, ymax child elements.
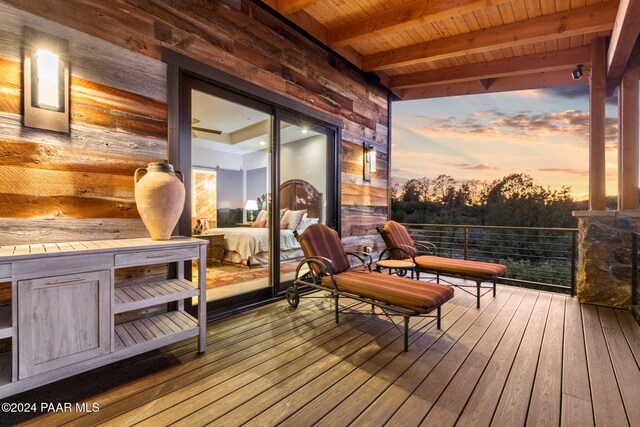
<box><xmin>193</xmin><ymin>234</ymin><xmax>225</xmax><ymax>265</ymax></box>
<box><xmin>235</xmin><ymin>222</ymin><xmax>254</xmax><ymax>227</ymax></box>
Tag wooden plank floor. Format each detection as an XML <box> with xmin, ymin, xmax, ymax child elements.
<box><xmin>2</xmin><ymin>285</ymin><xmax>640</xmax><ymax>427</ymax></box>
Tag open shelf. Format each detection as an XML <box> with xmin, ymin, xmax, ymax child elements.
<box><xmin>114</xmin><ymin>279</ymin><xmax>198</xmax><ymax>314</ymax></box>
<box><xmin>0</xmin><ymin>351</ymin><xmax>10</xmax><ymax>387</ymax></box>
<box><xmin>0</xmin><ymin>306</ymin><xmax>11</xmax><ymax>340</ymax></box>
<box><xmin>114</xmin><ymin>311</ymin><xmax>198</xmax><ymax>353</ymax></box>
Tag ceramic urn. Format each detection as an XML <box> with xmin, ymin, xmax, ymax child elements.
<box><xmin>134</xmin><ymin>162</ymin><xmax>185</xmax><ymax>240</ymax></box>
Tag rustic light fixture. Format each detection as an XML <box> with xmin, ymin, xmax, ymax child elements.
<box><xmin>363</xmin><ymin>143</ymin><xmax>376</xmax><ymax>181</ymax></box>
<box><xmin>571</xmin><ymin>64</ymin><xmax>584</xmax><ymax>80</ymax></box>
<box><xmin>23</xmin><ymin>27</ymin><xmax>69</xmax><ymax>133</ymax></box>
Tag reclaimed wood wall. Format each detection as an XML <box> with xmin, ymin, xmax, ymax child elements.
<box><xmin>0</xmin><ymin>0</ymin><xmax>390</xmax><ymax>252</ymax></box>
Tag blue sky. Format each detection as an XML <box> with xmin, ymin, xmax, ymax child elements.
<box><xmin>392</xmin><ymin>86</ymin><xmax>619</xmax><ymax>199</ymax></box>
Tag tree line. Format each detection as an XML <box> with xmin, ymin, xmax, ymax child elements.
<box><xmin>391</xmin><ymin>173</ymin><xmax>588</xmax><ymax>228</ymax></box>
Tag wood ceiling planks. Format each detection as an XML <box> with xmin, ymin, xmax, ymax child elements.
<box><xmin>269</xmin><ymin>0</ymin><xmax>619</xmax><ymax>98</ymax></box>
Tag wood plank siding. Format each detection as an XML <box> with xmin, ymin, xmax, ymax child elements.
<box><xmin>0</xmin><ymin>0</ymin><xmax>390</xmax><ymax>249</ymax></box>
<box><xmin>2</xmin><ymin>285</ymin><xmax>639</xmax><ymax>426</ymax></box>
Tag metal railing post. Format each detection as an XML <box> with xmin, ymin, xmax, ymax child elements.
<box><xmin>571</xmin><ymin>230</ymin><xmax>577</xmax><ymax>297</ymax></box>
<box><xmin>463</xmin><ymin>227</ymin><xmax>468</xmax><ymax>260</ymax></box>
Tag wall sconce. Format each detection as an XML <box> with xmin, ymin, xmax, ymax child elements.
<box><xmin>244</xmin><ymin>199</ymin><xmax>258</xmax><ymax>222</ymax></box>
<box><xmin>363</xmin><ymin>143</ymin><xmax>376</xmax><ymax>181</ymax></box>
<box><xmin>23</xmin><ymin>27</ymin><xmax>69</xmax><ymax>133</ymax></box>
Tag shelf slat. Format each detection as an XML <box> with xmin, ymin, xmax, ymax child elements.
<box><xmin>114</xmin><ymin>279</ymin><xmax>198</xmax><ymax>314</ymax></box>
<box><xmin>0</xmin><ymin>351</ymin><xmax>10</xmax><ymax>387</ymax></box>
<box><xmin>115</xmin><ymin>311</ymin><xmax>198</xmax><ymax>353</ymax></box>
<box><xmin>0</xmin><ymin>306</ymin><xmax>11</xmax><ymax>340</ymax></box>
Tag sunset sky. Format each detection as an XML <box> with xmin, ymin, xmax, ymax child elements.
<box><xmin>391</xmin><ymin>86</ymin><xmax>620</xmax><ymax>200</ymax></box>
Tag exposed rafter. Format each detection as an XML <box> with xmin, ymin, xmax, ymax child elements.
<box><xmin>390</xmin><ymin>46</ymin><xmax>591</xmax><ymax>89</ymax></box>
<box><xmin>606</xmin><ymin>0</ymin><xmax>640</xmax><ymax>88</ymax></box>
<box><xmin>400</xmin><ymin>69</ymin><xmax>589</xmax><ymax>100</ymax></box>
<box><xmin>362</xmin><ymin>2</ymin><xmax>618</xmax><ymax>72</ymax></box>
<box><xmin>276</xmin><ymin>0</ymin><xmax>321</xmax><ymax>15</ymax></box>
<box><xmin>328</xmin><ymin>0</ymin><xmax>512</xmax><ymax>48</ymax></box>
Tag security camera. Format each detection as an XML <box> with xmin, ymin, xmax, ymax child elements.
<box><xmin>571</xmin><ymin>64</ymin><xmax>583</xmax><ymax>80</ymax></box>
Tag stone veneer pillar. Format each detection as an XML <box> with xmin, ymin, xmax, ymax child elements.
<box><xmin>573</xmin><ymin>210</ymin><xmax>639</xmax><ymax>308</ymax></box>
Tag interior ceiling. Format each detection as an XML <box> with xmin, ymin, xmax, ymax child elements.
<box><xmin>191</xmin><ymin>90</ymin><xmax>321</xmax><ymax>155</ymax></box>
<box><xmin>260</xmin><ymin>0</ymin><xmax>635</xmax><ymax>100</ymax></box>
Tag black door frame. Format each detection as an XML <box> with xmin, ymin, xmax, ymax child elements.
<box><xmin>164</xmin><ymin>49</ymin><xmax>342</xmax><ymax>314</ymax></box>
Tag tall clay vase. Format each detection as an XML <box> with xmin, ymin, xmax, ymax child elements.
<box><xmin>134</xmin><ymin>162</ymin><xmax>185</xmax><ymax>240</ymax></box>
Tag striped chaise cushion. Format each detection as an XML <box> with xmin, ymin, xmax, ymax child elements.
<box><xmin>379</xmin><ymin>220</ymin><xmax>419</xmax><ymax>258</ymax></box>
<box><xmin>411</xmin><ymin>256</ymin><xmax>507</xmax><ymax>280</ymax></box>
<box><xmin>321</xmin><ymin>270</ymin><xmax>454</xmax><ymax>313</ymax></box>
<box><xmin>298</xmin><ymin>224</ymin><xmax>352</xmax><ymax>275</ymax></box>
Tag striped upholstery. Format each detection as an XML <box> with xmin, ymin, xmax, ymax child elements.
<box><xmin>379</xmin><ymin>220</ymin><xmax>419</xmax><ymax>258</ymax></box>
<box><xmin>411</xmin><ymin>256</ymin><xmax>507</xmax><ymax>280</ymax></box>
<box><xmin>379</xmin><ymin>220</ymin><xmax>507</xmax><ymax>280</ymax></box>
<box><xmin>298</xmin><ymin>224</ymin><xmax>352</xmax><ymax>275</ymax></box>
<box><xmin>321</xmin><ymin>270</ymin><xmax>453</xmax><ymax>313</ymax></box>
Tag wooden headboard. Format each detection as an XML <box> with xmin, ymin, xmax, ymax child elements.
<box><xmin>280</xmin><ymin>179</ymin><xmax>323</xmax><ymax>222</ymax></box>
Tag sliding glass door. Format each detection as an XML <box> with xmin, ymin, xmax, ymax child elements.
<box><xmin>276</xmin><ymin>114</ymin><xmax>338</xmax><ymax>292</ymax></box>
<box><xmin>174</xmin><ymin>73</ymin><xmax>339</xmax><ymax>310</ymax></box>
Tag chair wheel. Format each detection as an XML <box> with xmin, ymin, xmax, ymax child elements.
<box><xmin>286</xmin><ymin>286</ymin><xmax>299</xmax><ymax>308</ymax></box>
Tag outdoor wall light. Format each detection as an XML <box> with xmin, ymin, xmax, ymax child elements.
<box><xmin>571</xmin><ymin>64</ymin><xmax>584</xmax><ymax>80</ymax></box>
<box><xmin>363</xmin><ymin>143</ymin><xmax>376</xmax><ymax>181</ymax></box>
<box><xmin>23</xmin><ymin>27</ymin><xmax>69</xmax><ymax>133</ymax></box>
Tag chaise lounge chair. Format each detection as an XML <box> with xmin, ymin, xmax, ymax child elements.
<box><xmin>287</xmin><ymin>224</ymin><xmax>454</xmax><ymax>352</ymax></box>
<box><xmin>378</xmin><ymin>221</ymin><xmax>507</xmax><ymax>309</ymax></box>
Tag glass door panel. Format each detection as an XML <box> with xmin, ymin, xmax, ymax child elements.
<box><xmin>189</xmin><ymin>88</ymin><xmax>273</xmax><ymax>302</ymax></box>
<box><xmin>278</xmin><ymin>118</ymin><xmax>333</xmax><ymax>291</ymax></box>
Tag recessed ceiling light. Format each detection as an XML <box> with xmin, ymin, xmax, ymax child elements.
<box><xmin>259</xmin><ymin>141</ymin><xmax>266</xmax><ymax>146</ymax></box>
<box><xmin>301</xmin><ymin>127</ymin><xmax>309</xmax><ymax>134</ymax></box>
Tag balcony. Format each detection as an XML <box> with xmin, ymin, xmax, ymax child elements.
<box><xmin>2</xmin><ymin>282</ymin><xmax>639</xmax><ymax>426</ymax></box>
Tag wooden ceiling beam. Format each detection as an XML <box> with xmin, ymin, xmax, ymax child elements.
<box><xmin>606</xmin><ymin>0</ymin><xmax>640</xmax><ymax>88</ymax></box>
<box><xmin>276</xmin><ymin>0</ymin><xmax>321</xmax><ymax>15</ymax></box>
<box><xmin>400</xmin><ymin>69</ymin><xmax>589</xmax><ymax>100</ymax></box>
<box><xmin>363</xmin><ymin>1</ymin><xmax>618</xmax><ymax>72</ymax></box>
<box><xmin>328</xmin><ymin>0</ymin><xmax>512</xmax><ymax>48</ymax></box>
<box><xmin>390</xmin><ymin>46</ymin><xmax>590</xmax><ymax>89</ymax></box>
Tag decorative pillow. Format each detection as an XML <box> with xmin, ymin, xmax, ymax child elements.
<box><xmin>280</xmin><ymin>208</ymin><xmax>288</xmax><ymax>220</ymax></box>
<box><xmin>282</xmin><ymin>209</ymin><xmax>306</xmax><ymax>230</ymax></box>
<box><xmin>255</xmin><ymin>210</ymin><xmax>268</xmax><ymax>222</ymax></box>
<box><xmin>297</xmin><ymin>217</ymin><xmax>319</xmax><ymax>233</ymax></box>
<box><xmin>251</xmin><ymin>220</ymin><xmax>267</xmax><ymax>228</ymax></box>
<box><xmin>280</xmin><ymin>220</ymin><xmax>289</xmax><ymax>229</ymax></box>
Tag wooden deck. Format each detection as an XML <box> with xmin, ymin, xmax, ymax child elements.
<box><xmin>3</xmin><ymin>285</ymin><xmax>640</xmax><ymax>426</ymax></box>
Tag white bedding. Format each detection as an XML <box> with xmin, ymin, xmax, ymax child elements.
<box><xmin>202</xmin><ymin>227</ymin><xmax>301</xmax><ymax>263</ymax></box>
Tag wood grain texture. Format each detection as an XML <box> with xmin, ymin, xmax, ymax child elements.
<box><xmin>0</xmin><ymin>0</ymin><xmax>389</xmax><ymax>248</ymax></box>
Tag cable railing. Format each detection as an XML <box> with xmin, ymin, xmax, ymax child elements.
<box><xmin>402</xmin><ymin>223</ymin><xmax>578</xmax><ymax>295</ymax></box>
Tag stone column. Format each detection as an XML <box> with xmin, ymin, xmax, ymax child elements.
<box><xmin>573</xmin><ymin>210</ymin><xmax>638</xmax><ymax>308</ymax></box>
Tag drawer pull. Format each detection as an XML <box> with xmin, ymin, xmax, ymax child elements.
<box><xmin>146</xmin><ymin>253</ymin><xmax>171</xmax><ymax>259</ymax></box>
<box><xmin>47</xmin><ymin>277</ymin><xmax>85</xmax><ymax>285</ymax></box>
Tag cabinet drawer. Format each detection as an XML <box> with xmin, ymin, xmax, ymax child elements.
<box><xmin>0</xmin><ymin>263</ymin><xmax>10</xmax><ymax>280</ymax></box>
<box><xmin>114</xmin><ymin>246</ymin><xmax>199</xmax><ymax>267</ymax></box>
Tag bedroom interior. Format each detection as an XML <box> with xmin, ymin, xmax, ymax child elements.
<box><xmin>188</xmin><ymin>89</ymin><xmax>331</xmax><ymax>302</ymax></box>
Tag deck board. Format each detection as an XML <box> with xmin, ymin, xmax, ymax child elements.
<box><xmin>2</xmin><ymin>285</ymin><xmax>639</xmax><ymax>427</ymax></box>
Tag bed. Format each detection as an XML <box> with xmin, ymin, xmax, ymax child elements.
<box><xmin>202</xmin><ymin>179</ymin><xmax>323</xmax><ymax>266</ymax></box>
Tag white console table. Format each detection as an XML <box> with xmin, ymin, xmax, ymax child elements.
<box><xmin>0</xmin><ymin>237</ymin><xmax>207</xmax><ymax>399</ymax></box>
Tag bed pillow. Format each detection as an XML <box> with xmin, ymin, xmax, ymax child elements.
<box><xmin>280</xmin><ymin>220</ymin><xmax>289</xmax><ymax>229</ymax></box>
<box><xmin>255</xmin><ymin>210</ymin><xmax>268</xmax><ymax>222</ymax></box>
<box><xmin>251</xmin><ymin>220</ymin><xmax>267</xmax><ymax>228</ymax></box>
<box><xmin>297</xmin><ymin>217</ymin><xmax>319</xmax><ymax>233</ymax></box>
<box><xmin>280</xmin><ymin>208</ymin><xmax>288</xmax><ymax>220</ymax></box>
<box><xmin>282</xmin><ymin>209</ymin><xmax>306</xmax><ymax>230</ymax></box>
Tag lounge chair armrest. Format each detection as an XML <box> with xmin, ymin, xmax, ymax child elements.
<box><xmin>378</xmin><ymin>245</ymin><xmax>414</xmax><ymax>261</ymax></box>
<box><xmin>347</xmin><ymin>251</ymin><xmax>372</xmax><ymax>270</ymax></box>
<box><xmin>415</xmin><ymin>241</ymin><xmax>437</xmax><ymax>255</ymax></box>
